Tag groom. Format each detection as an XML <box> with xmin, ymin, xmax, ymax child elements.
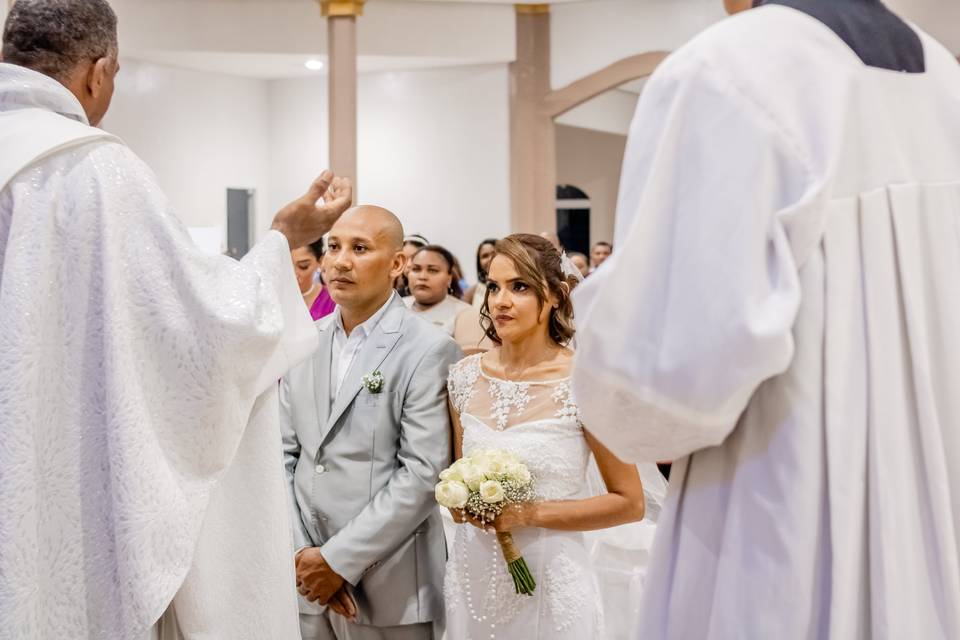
<box><xmin>281</xmin><ymin>205</ymin><xmax>461</xmax><ymax>640</ymax></box>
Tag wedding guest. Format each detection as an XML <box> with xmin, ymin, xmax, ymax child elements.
<box><xmin>403</xmin><ymin>233</ymin><xmax>429</xmax><ymax>259</ymax></box>
<box><xmin>293</xmin><ymin>240</ymin><xmax>335</xmax><ymax>320</ymax></box>
<box><xmin>567</xmin><ymin>251</ymin><xmax>590</xmax><ymax>278</ymax></box>
<box><xmin>589</xmin><ymin>241</ymin><xmax>612</xmax><ymax>271</ymax></box>
<box><xmin>444</xmin><ymin>233</ymin><xmax>650</xmax><ymax>639</ymax></box>
<box><xmin>403</xmin><ymin>245</ymin><xmax>470</xmax><ymax>336</ymax></box>
<box><xmin>463</xmin><ymin>238</ymin><xmax>497</xmax><ymax>308</ymax></box>
<box><xmin>452</xmin><ymin>306</ymin><xmax>494</xmax><ymax>356</ymax></box>
<box><xmin>394</xmin><ymin>233</ymin><xmax>428</xmax><ymax>297</ymax></box>
<box><xmin>450</xmin><ymin>255</ymin><xmax>469</xmax><ymax>300</ymax></box>
<box><xmin>539</xmin><ymin>230</ymin><xmax>562</xmax><ymax>251</ymax></box>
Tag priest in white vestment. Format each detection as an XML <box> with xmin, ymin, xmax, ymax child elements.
<box><xmin>573</xmin><ymin>0</ymin><xmax>960</xmax><ymax>637</ymax></box>
<box><xmin>0</xmin><ymin>2</ymin><xmax>352</xmax><ymax>638</ymax></box>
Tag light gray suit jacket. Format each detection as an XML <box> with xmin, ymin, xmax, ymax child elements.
<box><xmin>280</xmin><ymin>295</ymin><xmax>461</xmax><ymax>627</ymax></box>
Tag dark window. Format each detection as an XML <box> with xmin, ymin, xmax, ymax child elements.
<box><xmin>556</xmin><ymin>184</ymin><xmax>590</xmax><ymax>254</ymax></box>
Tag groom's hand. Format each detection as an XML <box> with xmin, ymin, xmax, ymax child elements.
<box><xmin>295</xmin><ymin>547</ymin><xmax>345</xmax><ymax>605</ymax></box>
<box><xmin>327</xmin><ymin>586</ymin><xmax>358</xmax><ymax>622</ymax></box>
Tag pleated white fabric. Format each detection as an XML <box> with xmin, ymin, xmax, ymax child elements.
<box><xmin>573</xmin><ymin>6</ymin><xmax>960</xmax><ymax>638</ymax></box>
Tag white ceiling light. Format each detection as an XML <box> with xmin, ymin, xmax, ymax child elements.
<box><xmin>304</xmin><ymin>59</ymin><xmax>325</xmax><ymax>71</ymax></box>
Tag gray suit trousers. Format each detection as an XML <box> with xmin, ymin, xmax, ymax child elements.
<box><xmin>299</xmin><ymin>613</ymin><xmax>435</xmax><ymax>640</ymax></box>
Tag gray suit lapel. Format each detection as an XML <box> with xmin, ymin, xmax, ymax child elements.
<box><xmin>313</xmin><ymin>319</ymin><xmax>336</xmax><ymax>430</ymax></box>
<box><xmin>319</xmin><ymin>297</ymin><xmax>406</xmax><ymax>444</ymax></box>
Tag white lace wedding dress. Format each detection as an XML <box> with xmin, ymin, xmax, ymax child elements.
<box><xmin>444</xmin><ymin>353</ymin><xmax>605</xmax><ymax>639</ymax></box>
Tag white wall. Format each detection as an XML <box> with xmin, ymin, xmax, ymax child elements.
<box><xmin>358</xmin><ymin>64</ymin><xmax>511</xmax><ymax>282</ymax></box>
<box><xmin>102</xmin><ymin>59</ymin><xmax>272</xmax><ymax>245</ymax></box>
<box><xmin>556</xmin><ymin>124</ymin><xmax>627</xmax><ymax>248</ymax></box>
<box><xmin>556</xmin><ymin>88</ymin><xmax>638</xmax><ymax>137</ymax></box>
<box><xmin>266</xmin><ymin>76</ymin><xmax>329</xmax><ymax>230</ymax></box>
<box><xmin>97</xmin><ymin>59</ymin><xmax>510</xmax><ymax>275</ymax></box>
<box><xmin>551</xmin><ymin>0</ymin><xmax>725</xmax><ymax>89</ymax></box>
<box><xmin>268</xmin><ymin>64</ymin><xmax>512</xmax><ymax>282</ymax></box>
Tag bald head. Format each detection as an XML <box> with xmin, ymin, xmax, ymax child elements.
<box><xmin>333</xmin><ymin>205</ymin><xmax>405</xmax><ymax>251</ymax></box>
<box><xmin>324</xmin><ymin>205</ymin><xmax>407</xmax><ymax>324</ymax></box>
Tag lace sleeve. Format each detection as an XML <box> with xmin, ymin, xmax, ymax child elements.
<box><xmin>447</xmin><ymin>354</ymin><xmax>480</xmax><ymax>415</ymax></box>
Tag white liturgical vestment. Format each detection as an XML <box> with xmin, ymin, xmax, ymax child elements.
<box><xmin>573</xmin><ymin>6</ymin><xmax>960</xmax><ymax>639</ymax></box>
<box><xmin>0</xmin><ymin>64</ymin><xmax>317</xmax><ymax>639</ymax></box>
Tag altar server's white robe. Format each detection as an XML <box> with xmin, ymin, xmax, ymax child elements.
<box><xmin>0</xmin><ymin>63</ymin><xmax>316</xmax><ymax>639</ymax></box>
<box><xmin>573</xmin><ymin>6</ymin><xmax>960</xmax><ymax>638</ymax></box>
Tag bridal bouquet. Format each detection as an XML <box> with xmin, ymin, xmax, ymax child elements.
<box><xmin>435</xmin><ymin>448</ymin><xmax>537</xmax><ymax>595</ymax></box>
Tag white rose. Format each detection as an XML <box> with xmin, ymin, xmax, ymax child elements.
<box><xmin>477</xmin><ymin>450</ymin><xmax>511</xmax><ymax>473</ymax></box>
<box><xmin>473</xmin><ymin>449</ymin><xmax>496</xmax><ymax>461</ymax></box>
<box><xmin>505</xmin><ymin>462</ymin><xmax>531</xmax><ymax>485</ymax></box>
<box><xmin>439</xmin><ymin>465</ymin><xmax>463</xmax><ymax>483</ymax></box>
<box><xmin>435</xmin><ymin>480</ymin><xmax>470</xmax><ymax>509</ymax></box>
<box><xmin>483</xmin><ymin>457</ymin><xmax>505</xmax><ymax>475</ymax></box>
<box><xmin>479</xmin><ymin>480</ymin><xmax>506</xmax><ymax>504</ymax></box>
<box><xmin>461</xmin><ymin>463</ymin><xmax>485</xmax><ymax>491</ymax></box>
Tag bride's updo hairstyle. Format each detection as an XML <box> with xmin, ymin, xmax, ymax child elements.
<box><xmin>480</xmin><ymin>233</ymin><xmax>578</xmax><ymax>346</ymax></box>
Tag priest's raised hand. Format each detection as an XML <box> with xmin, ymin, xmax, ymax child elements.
<box><xmin>0</xmin><ymin>2</ymin><xmax>351</xmax><ymax>639</ymax></box>
<box><xmin>273</xmin><ymin>170</ymin><xmax>353</xmax><ymax>250</ymax></box>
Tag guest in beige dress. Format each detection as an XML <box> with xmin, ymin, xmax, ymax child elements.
<box><xmin>402</xmin><ymin>245</ymin><xmax>470</xmax><ymax>336</ymax></box>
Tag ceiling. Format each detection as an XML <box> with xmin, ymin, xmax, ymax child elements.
<box><xmin>110</xmin><ymin>0</ymin><xmax>959</xmax><ymax>82</ymax></box>
<box><xmin>128</xmin><ymin>51</ymin><xmax>494</xmax><ymax>79</ymax></box>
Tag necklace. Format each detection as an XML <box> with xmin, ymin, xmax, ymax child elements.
<box><xmin>302</xmin><ymin>283</ymin><xmax>319</xmax><ymax>299</ymax></box>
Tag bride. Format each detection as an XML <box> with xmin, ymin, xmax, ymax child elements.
<box><xmin>444</xmin><ymin>234</ymin><xmax>649</xmax><ymax>639</ymax></box>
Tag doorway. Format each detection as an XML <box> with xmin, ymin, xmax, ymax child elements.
<box><xmin>226</xmin><ymin>188</ymin><xmax>254</xmax><ymax>259</ymax></box>
<box><xmin>555</xmin><ymin>184</ymin><xmax>591</xmax><ymax>254</ymax></box>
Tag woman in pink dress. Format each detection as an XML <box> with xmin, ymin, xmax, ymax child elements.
<box><xmin>292</xmin><ymin>239</ymin><xmax>335</xmax><ymax>320</ymax></box>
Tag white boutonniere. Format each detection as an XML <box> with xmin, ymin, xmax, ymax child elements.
<box><xmin>362</xmin><ymin>370</ymin><xmax>384</xmax><ymax>394</ymax></box>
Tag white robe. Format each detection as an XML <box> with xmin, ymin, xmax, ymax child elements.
<box><xmin>0</xmin><ymin>64</ymin><xmax>317</xmax><ymax>639</ymax></box>
<box><xmin>572</xmin><ymin>6</ymin><xmax>960</xmax><ymax>639</ymax></box>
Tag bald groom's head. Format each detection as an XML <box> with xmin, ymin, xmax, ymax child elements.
<box><xmin>324</xmin><ymin>205</ymin><xmax>406</xmax><ymax>318</ymax></box>
<box><xmin>334</xmin><ymin>206</ymin><xmax>405</xmax><ymax>252</ymax></box>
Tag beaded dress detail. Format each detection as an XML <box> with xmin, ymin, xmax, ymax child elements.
<box><xmin>444</xmin><ymin>354</ymin><xmax>604</xmax><ymax>639</ymax></box>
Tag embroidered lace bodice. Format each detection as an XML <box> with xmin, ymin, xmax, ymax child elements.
<box><xmin>444</xmin><ymin>354</ymin><xmax>603</xmax><ymax>638</ymax></box>
<box><xmin>447</xmin><ymin>353</ymin><xmax>590</xmax><ymax>501</ymax></box>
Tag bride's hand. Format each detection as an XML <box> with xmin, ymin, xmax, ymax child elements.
<box><xmin>491</xmin><ymin>503</ymin><xmax>535</xmax><ymax>533</ymax></box>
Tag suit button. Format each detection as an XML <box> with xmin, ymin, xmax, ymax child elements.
<box><xmin>315</xmin><ymin>464</ymin><xmax>326</xmax><ymax>474</ymax></box>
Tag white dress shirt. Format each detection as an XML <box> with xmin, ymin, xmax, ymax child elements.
<box><xmin>330</xmin><ymin>292</ymin><xmax>396</xmax><ymax>401</ymax></box>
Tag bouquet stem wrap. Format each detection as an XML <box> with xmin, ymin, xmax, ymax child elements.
<box><xmin>496</xmin><ymin>532</ymin><xmax>536</xmax><ymax>595</ymax></box>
